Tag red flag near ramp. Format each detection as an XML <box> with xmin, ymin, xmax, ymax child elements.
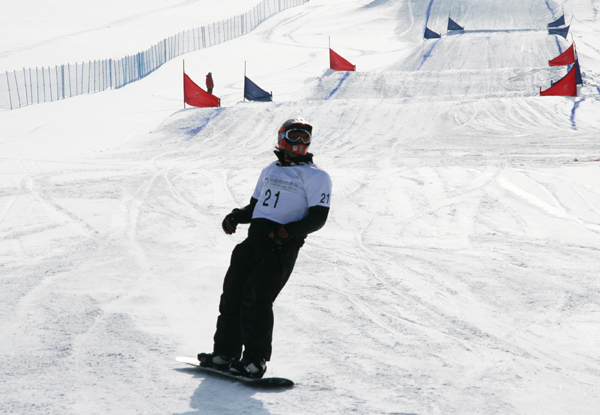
<box><xmin>329</xmin><ymin>48</ymin><xmax>356</xmax><ymax>71</ymax></box>
<box><xmin>549</xmin><ymin>44</ymin><xmax>575</xmax><ymax>66</ymax></box>
<box><xmin>184</xmin><ymin>73</ymin><xmax>220</xmax><ymax>108</ymax></box>
<box><xmin>540</xmin><ymin>64</ymin><xmax>577</xmax><ymax>97</ymax></box>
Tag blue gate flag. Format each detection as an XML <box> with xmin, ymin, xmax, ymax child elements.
<box><xmin>244</xmin><ymin>76</ymin><xmax>272</xmax><ymax>102</ymax></box>
<box><xmin>548</xmin><ymin>25</ymin><xmax>570</xmax><ymax>38</ymax></box>
<box><xmin>448</xmin><ymin>17</ymin><xmax>464</xmax><ymax>31</ymax></box>
<box><xmin>424</xmin><ymin>27</ymin><xmax>441</xmax><ymax>39</ymax></box>
<box><xmin>575</xmin><ymin>60</ymin><xmax>582</xmax><ymax>85</ymax></box>
<box><xmin>547</xmin><ymin>15</ymin><xmax>565</xmax><ymax>28</ymax></box>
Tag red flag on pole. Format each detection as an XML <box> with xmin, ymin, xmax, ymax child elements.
<box><xmin>549</xmin><ymin>44</ymin><xmax>575</xmax><ymax>66</ymax></box>
<box><xmin>184</xmin><ymin>73</ymin><xmax>220</xmax><ymax>107</ymax></box>
<box><xmin>540</xmin><ymin>64</ymin><xmax>577</xmax><ymax>97</ymax></box>
<box><xmin>329</xmin><ymin>48</ymin><xmax>356</xmax><ymax>71</ymax></box>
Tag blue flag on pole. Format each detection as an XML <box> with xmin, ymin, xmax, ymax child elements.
<box><xmin>547</xmin><ymin>15</ymin><xmax>565</xmax><ymax>28</ymax></box>
<box><xmin>447</xmin><ymin>17</ymin><xmax>464</xmax><ymax>31</ymax></box>
<box><xmin>424</xmin><ymin>27</ymin><xmax>441</xmax><ymax>39</ymax></box>
<box><xmin>548</xmin><ymin>25</ymin><xmax>570</xmax><ymax>38</ymax></box>
<box><xmin>575</xmin><ymin>60</ymin><xmax>582</xmax><ymax>85</ymax></box>
<box><xmin>244</xmin><ymin>76</ymin><xmax>272</xmax><ymax>102</ymax></box>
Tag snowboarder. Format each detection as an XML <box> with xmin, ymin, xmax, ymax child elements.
<box><xmin>206</xmin><ymin>72</ymin><xmax>214</xmax><ymax>94</ymax></box>
<box><xmin>198</xmin><ymin>118</ymin><xmax>332</xmax><ymax>378</ymax></box>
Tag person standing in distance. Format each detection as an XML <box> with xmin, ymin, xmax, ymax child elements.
<box><xmin>206</xmin><ymin>72</ymin><xmax>214</xmax><ymax>94</ymax></box>
<box><xmin>198</xmin><ymin>118</ymin><xmax>332</xmax><ymax>378</ymax></box>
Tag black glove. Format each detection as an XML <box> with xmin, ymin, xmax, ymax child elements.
<box><xmin>268</xmin><ymin>225</ymin><xmax>289</xmax><ymax>245</ymax></box>
<box><xmin>222</xmin><ymin>212</ymin><xmax>239</xmax><ymax>235</ymax></box>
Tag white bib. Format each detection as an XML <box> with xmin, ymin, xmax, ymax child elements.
<box><xmin>251</xmin><ymin>161</ymin><xmax>332</xmax><ymax>224</ymax></box>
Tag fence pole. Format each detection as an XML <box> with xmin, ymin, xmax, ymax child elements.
<box><xmin>42</xmin><ymin>66</ymin><xmax>46</xmax><ymax>102</ymax></box>
<box><xmin>14</xmin><ymin>71</ymin><xmax>22</xmax><ymax>108</ymax></box>
<box><xmin>48</xmin><ymin>67</ymin><xmax>53</xmax><ymax>101</ymax></box>
<box><xmin>22</xmin><ymin>68</ymin><xmax>28</xmax><ymax>106</ymax></box>
<box><xmin>6</xmin><ymin>71</ymin><xmax>13</xmax><ymax>110</ymax></box>
<box><xmin>66</xmin><ymin>64</ymin><xmax>69</xmax><ymax>97</ymax></box>
<box><xmin>54</xmin><ymin>65</ymin><xmax>59</xmax><ymax>100</ymax></box>
<box><xmin>36</xmin><ymin>68</ymin><xmax>40</xmax><ymax>104</ymax></box>
<box><xmin>29</xmin><ymin>68</ymin><xmax>34</xmax><ymax>104</ymax></box>
<box><xmin>24</xmin><ymin>68</ymin><xmax>29</xmax><ymax>105</ymax></box>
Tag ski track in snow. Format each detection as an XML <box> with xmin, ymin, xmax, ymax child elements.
<box><xmin>2</xmin><ymin>0</ymin><xmax>600</xmax><ymax>414</ymax></box>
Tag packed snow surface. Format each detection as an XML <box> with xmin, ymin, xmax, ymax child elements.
<box><xmin>1</xmin><ymin>0</ymin><xmax>600</xmax><ymax>414</ymax></box>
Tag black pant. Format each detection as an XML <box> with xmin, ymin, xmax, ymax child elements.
<box><xmin>213</xmin><ymin>234</ymin><xmax>299</xmax><ymax>362</ymax></box>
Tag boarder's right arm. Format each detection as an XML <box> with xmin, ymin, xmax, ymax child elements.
<box><xmin>222</xmin><ymin>198</ymin><xmax>258</xmax><ymax>234</ymax></box>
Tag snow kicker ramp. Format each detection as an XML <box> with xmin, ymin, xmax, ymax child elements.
<box><xmin>313</xmin><ymin>0</ymin><xmax>567</xmax><ymax>100</ymax></box>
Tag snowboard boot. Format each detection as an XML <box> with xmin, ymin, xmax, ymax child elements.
<box><xmin>229</xmin><ymin>357</ymin><xmax>267</xmax><ymax>379</ymax></box>
<box><xmin>197</xmin><ymin>352</ymin><xmax>235</xmax><ymax>371</ymax></box>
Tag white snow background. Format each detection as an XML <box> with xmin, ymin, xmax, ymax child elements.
<box><xmin>2</xmin><ymin>0</ymin><xmax>600</xmax><ymax>414</ymax></box>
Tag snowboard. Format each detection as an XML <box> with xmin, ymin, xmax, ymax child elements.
<box><xmin>176</xmin><ymin>355</ymin><xmax>294</xmax><ymax>388</ymax></box>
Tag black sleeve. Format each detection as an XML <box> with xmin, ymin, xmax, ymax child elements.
<box><xmin>231</xmin><ymin>197</ymin><xmax>257</xmax><ymax>224</ymax></box>
<box><xmin>283</xmin><ymin>205</ymin><xmax>330</xmax><ymax>238</ymax></box>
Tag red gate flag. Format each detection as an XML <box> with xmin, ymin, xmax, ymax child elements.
<box><xmin>549</xmin><ymin>44</ymin><xmax>575</xmax><ymax>66</ymax></box>
<box><xmin>184</xmin><ymin>73</ymin><xmax>220</xmax><ymax>107</ymax></box>
<box><xmin>540</xmin><ymin>64</ymin><xmax>577</xmax><ymax>97</ymax></box>
<box><xmin>330</xmin><ymin>49</ymin><xmax>356</xmax><ymax>71</ymax></box>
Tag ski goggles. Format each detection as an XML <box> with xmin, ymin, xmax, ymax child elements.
<box><xmin>282</xmin><ymin>128</ymin><xmax>311</xmax><ymax>145</ymax></box>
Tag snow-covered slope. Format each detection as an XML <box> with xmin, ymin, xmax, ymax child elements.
<box><xmin>1</xmin><ymin>0</ymin><xmax>600</xmax><ymax>414</ymax></box>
